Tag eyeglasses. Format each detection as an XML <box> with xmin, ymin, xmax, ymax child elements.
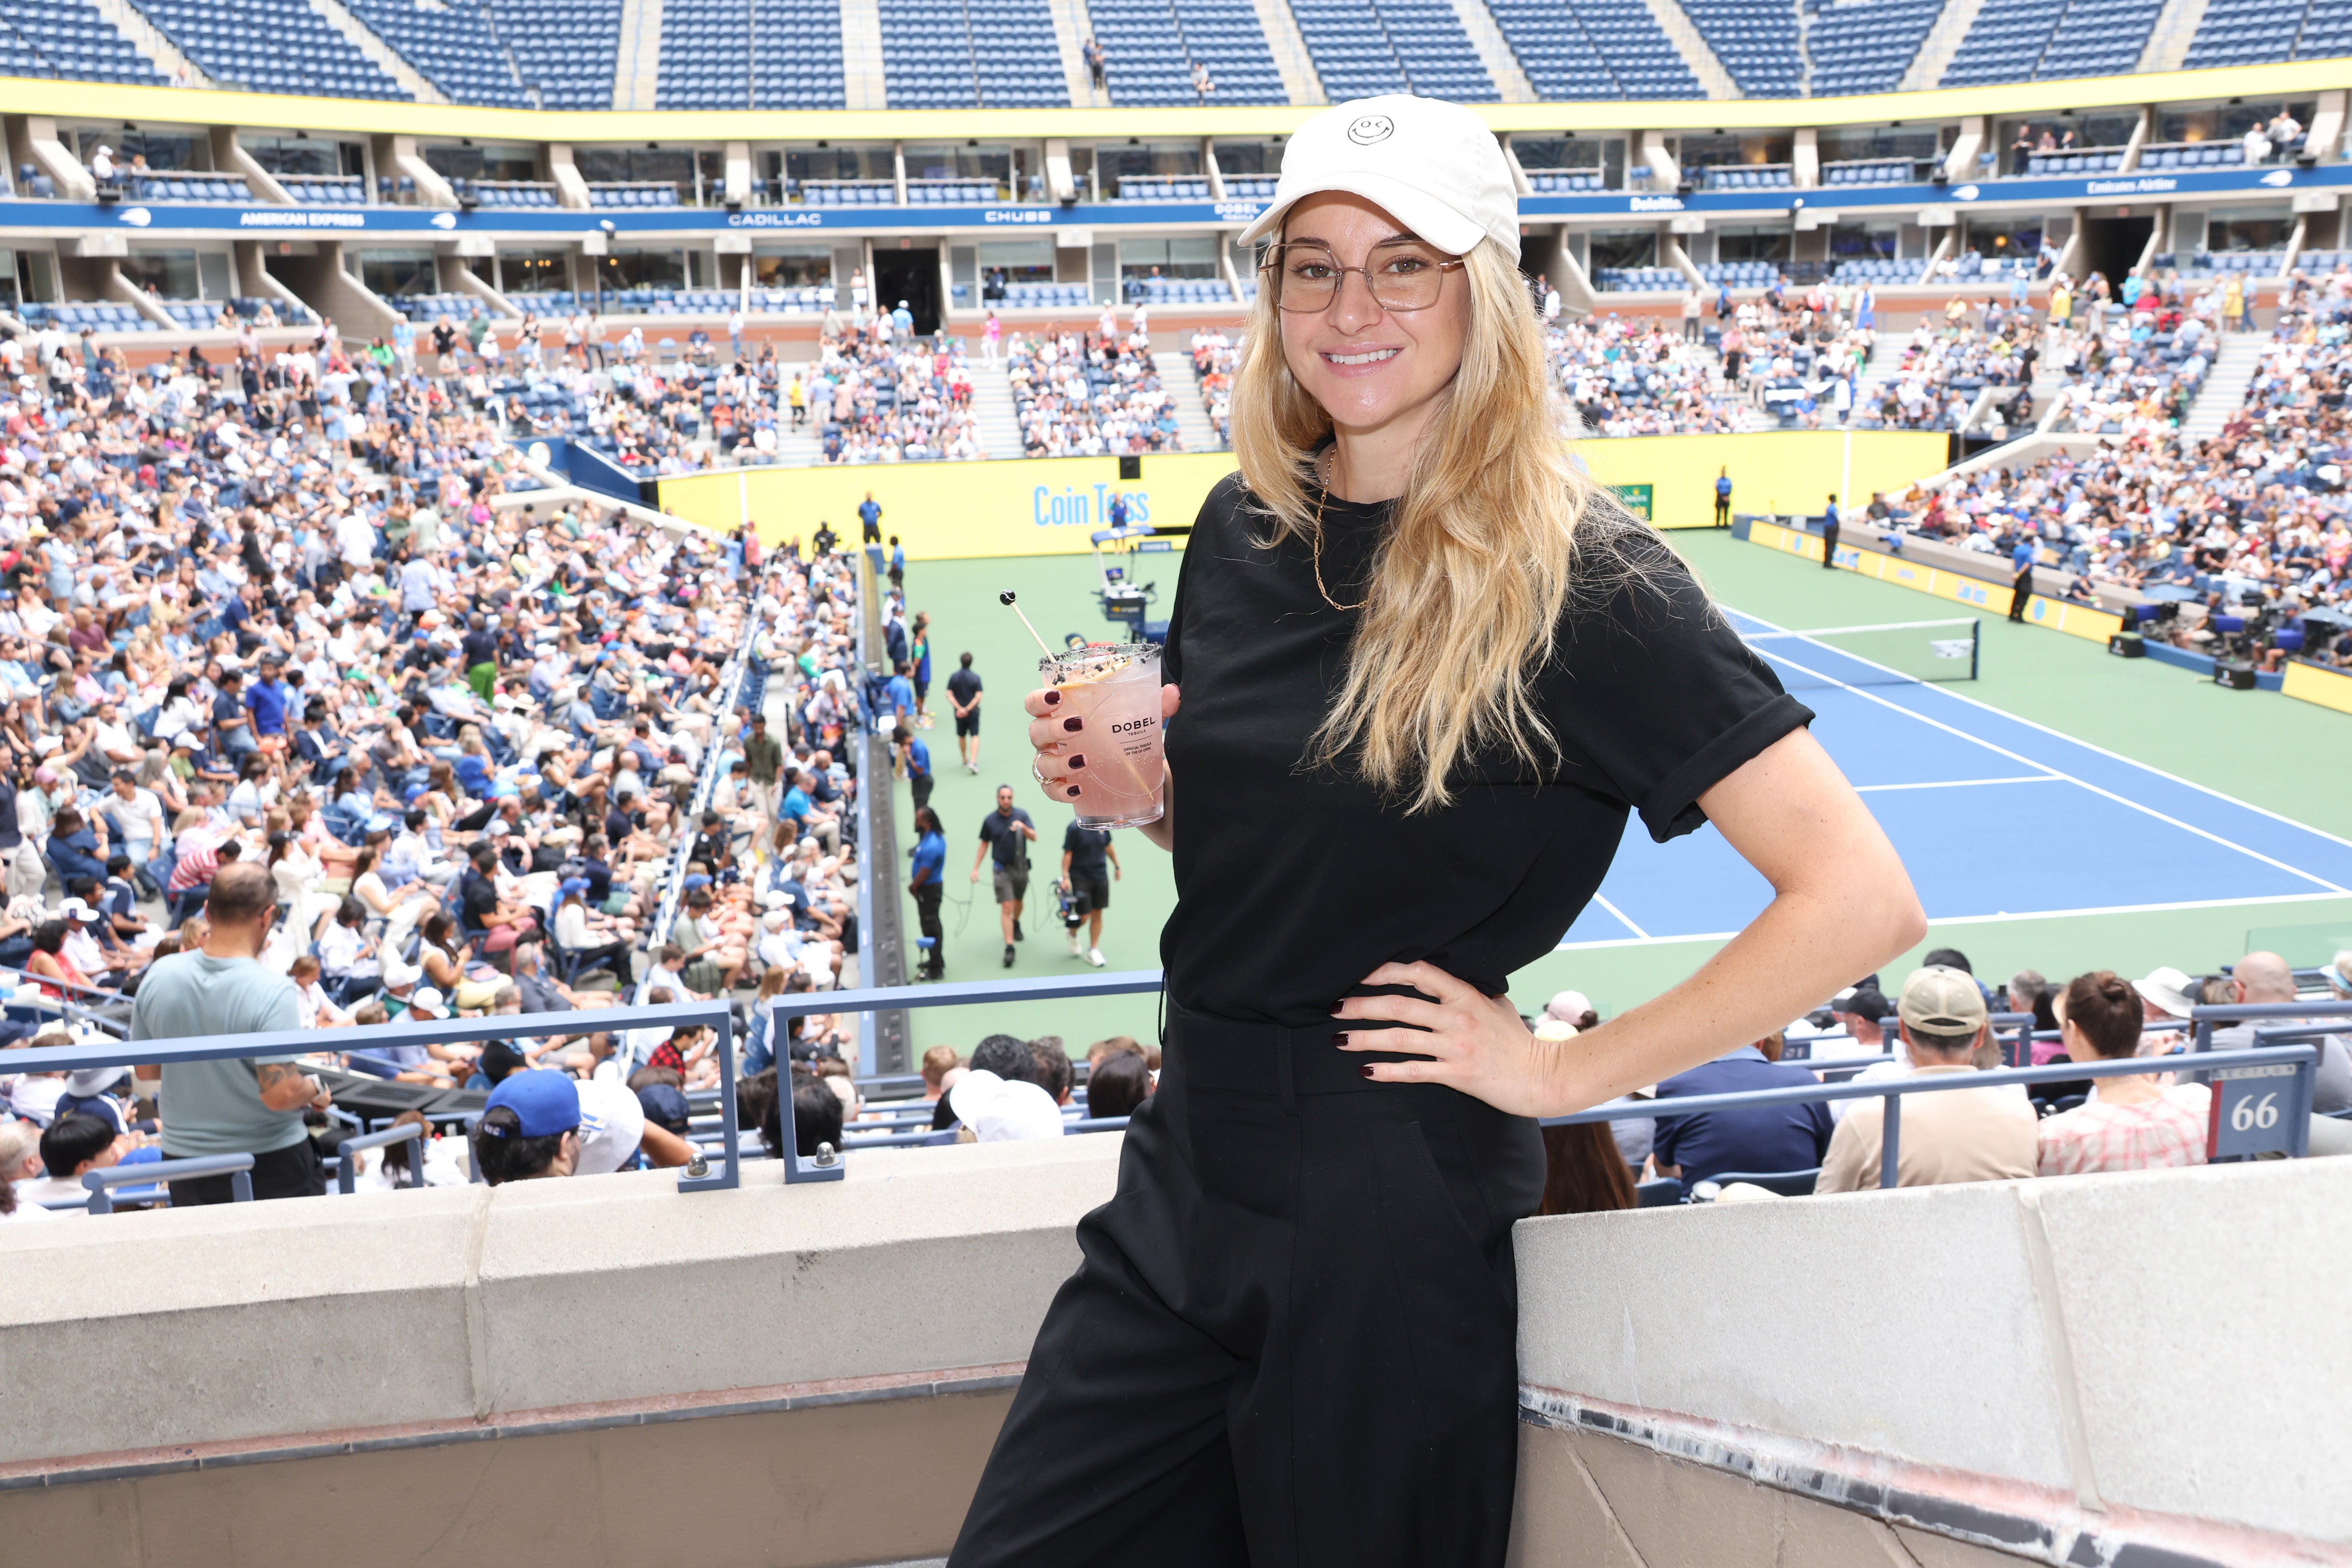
<box><xmin>1261</xmin><ymin>240</ymin><xmax>1466</xmax><ymax>314</ymax></box>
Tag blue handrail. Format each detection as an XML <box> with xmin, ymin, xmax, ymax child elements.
<box><xmin>1544</xmin><ymin>1045</ymin><xmax>2321</xmax><ymax>1189</ymax></box>
<box><xmin>83</xmin><ymin>1152</ymin><xmax>253</xmax><ymax>1213</ymax></box>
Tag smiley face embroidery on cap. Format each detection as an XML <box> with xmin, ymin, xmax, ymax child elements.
<box><xmin>1347</xmin><ymin>115</ymin><xmax>1396</xmax><ymax>146</ymax></box>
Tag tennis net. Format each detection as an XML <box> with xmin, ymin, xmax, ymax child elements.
<box><xmin>1742</xmin><ymin>618</ymin><xmax>1981</xmax><ymax>690</ymax></box>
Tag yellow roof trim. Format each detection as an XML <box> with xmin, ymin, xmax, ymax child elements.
<box><xmin>2</xmin><ymin>58</ymin><xmax>2346</xmax><ymax>142</ymax></box>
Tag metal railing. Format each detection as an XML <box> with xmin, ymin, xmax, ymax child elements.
<box><xmin>637</xmin><ymin>607</ymin><xmax>766</xmax><ymax>986</ymax></box>
<box><xmin>1544</xmin><ymin>1046</ymin><xmax>2323</xmax><ymax>1188</ymax></box>
<box><xmin>332</xmin><ymin>1120</ymin><xmax>426</xmax><ymax>1194</ymax></box>
<box><xmin>84</xmin><ymin>1152</ymin><xmax>251</xmax><ymax>1213</ymax></box>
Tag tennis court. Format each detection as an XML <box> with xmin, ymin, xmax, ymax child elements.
<box><xmin>1559</xmin><ymin>607</ymin><xmax>2352</xmax><ymax>950</ymax></box>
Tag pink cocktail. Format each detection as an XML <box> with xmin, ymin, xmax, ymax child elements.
<box><xmin>1033</xmin><ymin>642</ymin><xmax>1165</xmax><ymax>830</ymax></box>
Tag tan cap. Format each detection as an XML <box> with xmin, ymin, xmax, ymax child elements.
<box><xmin>1898</xmin><ymin>965</ymin><xmax>1987</xmax><ymax>1035</ymax></box>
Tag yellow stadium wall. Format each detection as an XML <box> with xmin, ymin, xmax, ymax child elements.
<box><xmin>1745</xmin><ymin>518</ymin><xmax>2125</xmax><ymax>643</ymax></box>
<box><xmin>655</xmin><ymin>431</ymin><xmax>1951</xmax><ymax>558</ymax></box>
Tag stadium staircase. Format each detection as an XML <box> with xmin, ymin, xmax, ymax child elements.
<box><xmin>1042</xmin><ymin>0</ymin><xmax>1108</xmax><ymax>106</ymax></box>
<box><xmin>84</xmin><ymin>0</ymin><xmax>209</xmax><ymax>84</ymax></box>
<box><xmin>1249</xmin><ymin>0</ymin><xmax>1327</xmax><ymax>101</ymax></box>
<box><xmin>770</xmin><ymin>367</ymin><xmax>830</xmax><ymax>465</ymax></box>
<box><xmin>308</xmin><ymin>0</ymin><xmax>448</xmax><ymax>101</ymax></box>
<box><xmin>2137</xmin><ymin>0</ymin><xmax>2211</xmax><ymax>68</ymax></box>
<box><xmin>839</xmin><ymin>0</ymin><xmax>890</xmax><ymax>106</ymax></box>
<box><xmin>612</xmin><ymin>0</ymin><xmax>662</xmax><ymax>109</ymax></box>
<box><xmin>1641</xmin><ymin>0</ymin><xmax>1739</xmax><ymax>99</ymax></box>
<box><xmin>1897</xmin><ymin>0</ymin><xmax>1992</xmax><ymax>89</ymax></box>
<box><xmin>970</xmin><ymin>370</ymin><xmax>1026</xmax><ymax>459</ymax></box>
<box><xmin>1444</xmin><ymin>0</ymin><xmax>1539</xmax><ymax>101</ymax></box>
<box><xmin>2178</xmin><ymin>332</ymin><xmax>2266</xmax><ymax>442</ymax></box>
<box><xmin>1169</xmin><ymin>378</ymin><xmax>1224</xmax><ymax>451</ymax></box>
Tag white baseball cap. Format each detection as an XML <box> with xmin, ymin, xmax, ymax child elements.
<box><xmin>1239</xmin><ymin>94</ymin><xmax>1519</xmax><ymax>259</ymax></box>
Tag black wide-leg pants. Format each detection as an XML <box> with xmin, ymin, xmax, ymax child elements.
<box><xmin>948</xmin><ymin>1003</ymin><xmax>1545</xmax><ymax>1568</ymax></box>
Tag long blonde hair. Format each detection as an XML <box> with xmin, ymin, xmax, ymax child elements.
<box><xmin>1230</xmin><ymin>236</ymin><xmax>1657</xmax><ymax>812</ymax></box>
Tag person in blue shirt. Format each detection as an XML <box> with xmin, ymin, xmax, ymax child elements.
<box><xmin>896</xmin><ymin>726</ymin><xmax>932</xmax><ymax>814</ymax></box>
<box><xmin>887</xmin><ymin>534</ymin><xmax>905</xmax><ymax>591</ymax></box>
<box><xmin>884</xmin><ymin>661</ymin><xmax>916</xmax><ymax>735</ymax></box>
<box><xmin>244</xmin><ymin>671</ymin><xmax>288</xmax><ymax>741</ymax></box>
<box><xmin>858</xmin><ymin>491</ymin><xmax>884</xmax><ymax>544</ymax></box>
<box><xmin>2010</xmin><ymin>536</ymin><xmax>2036</xmax><ymax>622</ymax></box>
<box><xmin>1713</xmin><ymin>467</ymin><xmax>1732</xmax><ymax>528</ymax></box>
<box><xmin>907</xmin><ymin>805</ymin><xmax>946</xmax><ymax>981</ymax></box>
<box><xmin>1650</xmin><ymin>1034</ymin><xmax>1834</xmax><ymax>1190</ymax></box>
<box><xmin>1820</xmin><ymin>492</ymin><xmax>1840</xmax><ymax>569</ymax></box>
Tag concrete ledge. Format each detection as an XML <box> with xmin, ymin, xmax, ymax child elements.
<box><xmin>0</xmin><ymin>1135</ymin><xmax>1120</xmax><ymax>1469</ymax></box>
<box><xmin>1513</xmin><ymin>1159</ymin><xmax>2352</xmax><ymax>1549</ymax></box>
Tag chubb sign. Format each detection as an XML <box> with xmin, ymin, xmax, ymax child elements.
<box><xmin>1034</xmin><ymin>484</ymin><xmax>1153</xmax><ymax>527</ymax></box>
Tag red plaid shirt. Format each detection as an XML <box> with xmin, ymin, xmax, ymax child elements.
<box><xmin>2036</xmin><ymin>1084</ymin><xmax>2211</xmax><ymax>1176</ymax></box>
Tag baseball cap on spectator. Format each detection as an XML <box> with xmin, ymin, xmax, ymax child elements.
<box><xmin>636</xmin><ymin>1082</ymin><xmax>691</xmax><ymax>1135</ymax></box>
<box><xmin>947</xmin><ymin>1068</ymin><xmax>1065</xmax><ymax>1143</ymax></box>
<box><xmin>1898</xmin><ymin>966</ymin><xmax>1989</xmax><ymax>1035</ymax></box>
<box><xmin>483</xmin><ymin>1070</ymin><xmax>580</xmax><ymax>1139</ymax></box>
<box><xmin>56</xmin><ymin>899</ymin><xmax>99</xmax><ymax>924</ymax></box>
<box><xmin>682</xmin><ymin>873</ymin><xmax>713</xmax><ymax>890</ymax></box>
<box><xmin>409</xmin><ymin>987</ymin><xmax>447</xmax><ymax>1019</ymax></box>
<box><xmin>2135</xmin><ymin>965</ymin><xmax>2196</xmax><ymax>1019</ymax></box>
<box><xmin>382</xmin><ymin>954</ymin><xmax>422</xmax><ymax>992</ymax></box>
<box><xmin>1836</xmin><ymin>985</ymin><xmax>1893</xmax><ymax>1023</ymax></box>
<box><xmin>557</xmin><ymin>876</ymin><xmax>591</xmax><ymax>901</ymax></box>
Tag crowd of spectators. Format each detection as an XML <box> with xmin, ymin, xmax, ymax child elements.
<box><xmin>1535</xmin><ymin>946</ymin><xmax>2352</xmax><ymax>1214</ymax></box>
<box><xmin>1866</xmin><ymin>260</ymin><xmax>2352</xmax><ymax>666</ymax></box>
<box><xmin>0</xmin><ymin>305</ymin><xmax>924</xmax><ymax>1206</ymax></box>
<box><xmin>1004</xmin><ymin>326</ymin><xmax>1183</xmax><ymax>457</ymax></box>
<box><xmin>800</xmin><ymin>320</ymin><xmax>986</xmax><ymax>465</ymax></box>
<box><xmin>1550</xmin><ymin>315</ymin><xmax>1748</xmax><ymax>437</ymax></box>
<box><xmin>1188</xmin><ymin>328</ymin><xmax>1238</xmax><ymax>449</ymax></box>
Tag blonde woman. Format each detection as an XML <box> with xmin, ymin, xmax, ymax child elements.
<box><xmin>962</xmin><ymin>97</ymin><xmax>1926</xmax><ymax>1566</ymax></box>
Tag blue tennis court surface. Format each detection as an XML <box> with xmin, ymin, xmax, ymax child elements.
<box><xmin>1559</xmin><ymin>608</ymin><xmax>2352</xmax><ymax>950</ymax></box>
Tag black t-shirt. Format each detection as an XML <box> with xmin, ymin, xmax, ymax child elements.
<box><xmin>946</xmin><ymin>667</ymin><xmax>983</xmax><ymax>711</ymax></box>
<box><xmin>1064</xmin><ymin>823</ymin><xmax>1111</xmax><ymax>878</ymax></box>
<box><xmin>978</xmin><ymin>806</ymin><xmax>1035</xmax><ymax>868</ymax></box>
<box><xmin>460</xmin><ymin>868</ymin><xmax>499</xmax><ymax>929</ymax></box>
<box><xmin>1160</xmin><ymin>473</ymin><xmax>1810</xmax><ymax>1027</ymax></box>
<box><xmin>462</xmin><ymin>628</ymin><xmax>500</xmax><ymax>668</ymax></box>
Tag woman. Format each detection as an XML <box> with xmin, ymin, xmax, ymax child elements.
<box><xmin>959</xmin><ymin>97</ymin><xmax>1923</xmax><ymax>1567</ymax></box>
<box><xmin>24</xmin><ymin>919</ymin><xmax>94</xmax><ymax>999</ymax></box>
<box><xmin>350</xmin><ymin>844</ymin><xmax>439</xmax><ymax>950</ymax></box>
<box><xmin>2036</xmin><ymin>971</ymin><xmax>2210</xmax><ymax>1175</ymax></box>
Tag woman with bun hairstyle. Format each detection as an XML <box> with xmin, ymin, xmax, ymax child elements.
<box><xmin>2036</xmin><ymin>971</ymin><xmax>2212</xmax><ymax>1175</ymax></box>
<box><xmin>956</xmin><ymin>95</ymin><xmax>1925</xmax><ymax>1567</ymax></box>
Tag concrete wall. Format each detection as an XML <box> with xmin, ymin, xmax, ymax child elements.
<box><xmin>4</xmin><ymin>1134</ymin><xmax>2346</xmax><ymax>1567</ymax></box>
<box><xmin>1511</xmin><ymin>1158</ymin><xmax>2352</xmax><ymax>1566</ymax></box>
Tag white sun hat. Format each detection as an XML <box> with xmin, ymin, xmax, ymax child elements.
<box><xmin>1238</xmin><ymin>94</ymin><xmax>1519</xmax><ymax>259</ymax></box>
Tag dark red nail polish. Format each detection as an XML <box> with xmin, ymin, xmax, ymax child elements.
<box><xmin>1359</xmin><ymin>1064</ymin><xmax>1376</xmax><ymax>1079</ymax></box>
<box><xmin>1066</xmin><ymin>754</ymin><xmax>1086</xmax><ymax>770</ymax></box>
<box><xmin>1063</xmin><ymin>716</ymin><xmax>1083</xmax><ymax>732</ymax></box>
<box><xmin>1331</xmin><ymin>1032</ymin><xmax>1348</xmax><ymax>1045</ymax></box>
<box><xmin>1065</xmin><ymin>784</ymin><xmax>1081</xmax><ymax>797</ymax></box>
<box><xmin>1043</xmin><ymin>690</ymin><xmax>1060</xmax><ymax>706</ymax></box>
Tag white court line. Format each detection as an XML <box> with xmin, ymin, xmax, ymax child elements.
<box><xmin>1853</xmin><ymin>776</ymin><xmax>2063</xmax><ymax>793</ymax></box>
<box><xmin>1554</xmin><ymin>889</ymin><xmax>2352</xmax><ymax>952</ymax></box>
<box><xmin>1747</xmin><ymin>638</ymin><xmax>2352</xmax><ymax>898</ymax></box>
<box><xmin>1731</xmin><ymin>605</ymin><xmax>2352</xmax><ymax>859</ymax></box>
<box><xmin>1589</xmin><ymin>893</ymin><xmax>1651</xmax><ymax>940</ymax></box>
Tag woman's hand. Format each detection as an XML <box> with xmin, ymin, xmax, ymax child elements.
<box><xmin>1024</xmin><ymin>681</ymin><xmax>1179</xmax><ymax>815</ymax></box>
<box><xmin>1334</xmin><ymin>960</ymin><xmax>1556</xmax><ymax>1118</ymax></box>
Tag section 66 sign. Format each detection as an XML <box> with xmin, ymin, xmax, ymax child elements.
<box><xmin>2207</xmin><ymin>1062</ymin><xmax>2307</xmax><ymax>1159</ymax></box>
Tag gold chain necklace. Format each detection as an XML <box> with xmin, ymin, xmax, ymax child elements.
<box><xmin>1309</xmin><ymin>447</ymin><xmax>1366</xmax><ymax>613</ymax></box>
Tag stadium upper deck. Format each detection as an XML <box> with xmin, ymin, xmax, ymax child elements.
<box><xmin>1</xmin><ymin>55</ymin><xmax>2347</xmax><ymax>329</ymax></box>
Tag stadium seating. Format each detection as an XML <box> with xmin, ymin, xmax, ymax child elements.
<box><xmin>482</xmin><ymin>0</ymin><xmax>619</xmax><ymax>108</ymax></box>
<box><xmin>1003</xmin><ymin>282</ymin><xmax>1093</xmax><ymax>307</ymax></box>
<box><xmin>1485</xmin><ymin>0</ymin><xmax>1701</xmax><ymax>98</ymax></box>
<box><xmin>280</xmin><ymin>176</ymin><xmax>368</xmax><ymax>204</ymax></box>
<box><xmin>1288</xmin><ymin>0</ymin><xmax>1496</xmax><ymax>102</ymax></box>
<box><xmin>1675</xmin><ymin>0</ymin><xmax>1801</xmax><ymax>96</ymax></box>
<box><xmin>1699</xmin><ymin>261</ymin><xmax>1780</xmax><ymax>287</ymax></box>
<box><xmin>799</xmin><ymin>180</ymin><xmax>899</xmax><ymax>206</ymax></box>
<box><xmin>1833</xmin><ymin>256</ymin><xmax>1914</xmax><ymax>281</ymax></box>
<box><xmin>1131</xmin><ymin>276</ymin><xmax>1235</xmax><ymax>303</ymax></box>
<box><xmin>126</xmin><ymin>173</ymin><xmax>253</xmax><ymax>202</ymax></box>
<box><xmin>2021</xmin><ymin>148</ymin><xmax>2129</xmax><ymax>174</ymax></box>
<box><xmin>465</xmin><ymin>181</ymin><xmax>562</xmax><ymax>209</ymax></box>
<box><xmin>588</xmin><ymin>182</ymin><xmax>683</xmax><ymax>207</ymax></box>
<box><xmin>1526</xmin><ymin>170</ymin><xmax>1607</xmax><ymax>192</ymax></box>
<box><xmin>15</xmin><ymin>300</ymin><xmax>164</xmax><ymax>333</ymax></box>
<box><xmin>1116</xmin><ymin>176</ymin><xmax>1212</xmax><ymax>200</ymax></box>
<box><xmin>383</xmin><ymin>293</ymin><xmax>491</xmax><ymax>322</ymax></box>
<box><xmin>0</xmin><ymin>0</ymin><xmax>170</xmax><ymax>85</ymax></box>
<box><xmin>1086</xmin><ymin>0</ymin><xmax>1288</xmax><ymax>106</ymax></box>
<box><xmin>1223</xmin><ymin>175</ymin><xmax>1279</xmax><ymax>197</ymax></box>
<box><xmin>656</xmin><ymin>0</ymin><xmax>843</xmax><ymax>109</ymax></box>
<box><xmin>905</xmin><ymin>179</ymin><xmax>1001</xmax><ymax>204</ymax></box>
<box><xmin>1940</xmin><ymin>0</ymin><xmax>2161</xmax><ymax>84</ymax></box>
<box><xmin>1593</xmin><ymin>266</ymin><xmax>1685</xmax><ymax>292</ymax></box>
<box><xmin>124</xmin><ymin>0</ymin><xmax>409</xmax><ymax>97</ymax></box>
<box><xmin>1804</xmin><ymin>0</ymin><xmax>1942</xmax><ymax>96</ymax></box>
<box><xmin>2137</xmin><ymin>141</ymin><xmax>2250</xmax><ymax>170</ymax></box>
<box><xmin>1700</xmin><ymin>163</ymin><xmax>1794</xmax><ymax>190</ymax></box>
<box><xmin>1822</xmin><ymin>158</ymin><xmax>1919</xmax><ymax>185</ymax></box>
<box><xmin>341</xmin><ymin>0</ymin><xmax>526</xmax><ymax>105</ymax></box>
<box><xmin>879</xmin><ymin>0</ymin><xmax>1067</xmax><ymax>107</ymax></box>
